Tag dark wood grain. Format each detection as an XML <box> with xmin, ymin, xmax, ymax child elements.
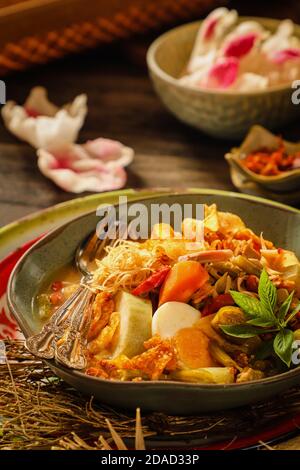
<box><xmin>0</xmin><ymin>0</ymin><xmax>299</xmax><ymax>227</ymax></box>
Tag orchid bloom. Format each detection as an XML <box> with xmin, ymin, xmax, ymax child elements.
<box><xmin>262</xmin><ymin>19</ymin><xmax>295</xmax><ymax>54</ymax></box>
<box><xmin>187</xmin><ymin>7</ymin><xmax>237</xmax><ymax>73</ymax></box>
<box><xmin>204</xmin><ymin>57</ymin><xmax>239</xmax><ymax>89</ymax></box>
<box><xmin>1</xmin><ymin>86</ymin><xmax>87</xmax><ymax>149</ymax></box>
<box><xmin>222</xmin><ymin>32</ymin><xmax>259</xmax><ymax>59</ymax></box>
<box><xmin>182</xmin><ymin>11</ymin><xmax>300</xmax><ymax>91</ymax></box>
<box><xmin>37</xmin><ymin>138</ymin><xmax>134</xmax><ymax>193</ymax></box>
<box><xmin>270</xmin><ymin>48</ymin><xmax>300</xmax><ymax>64</ymax></box>
<box><xmin>262</xmin><ymin>19</ymin><xmax>300</xmax><ymax>64</ymax></box>
<box><xmin>220</xmin><ymin>21</ymin><xmax>266</xmax><ymax>60</ymax></box>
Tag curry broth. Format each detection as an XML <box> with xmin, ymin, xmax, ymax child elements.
<box><xmin>34</xmin><ymin>264</ymin><xmax>81</xmax><ymax>323</ymax></box>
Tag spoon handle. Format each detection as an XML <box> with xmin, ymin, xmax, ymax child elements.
<box><xmin>25</xmin><ymin>287</ymin><xmax>83</xmax><ymax>359</ymax></box>
<box><xmin>55</xmin><ymin>288</ymin><xmax>95</xmax><ymax>369</ymax></box>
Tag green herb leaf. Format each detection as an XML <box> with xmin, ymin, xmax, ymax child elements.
<box><xmin>220</xmin><ymin>324</ymin><xmax>267</xmax><ymax>338</ymax></box>
<box><xmin>278</xmin><ymin>291</ymin><xmax>294</xmax><ymax>324</ymax></box>
<box><xmin>285</xmin><ymin>303</ymin><xmax>300</xmax><ymax>325</ymax></box>
<box><xmin>229</xmin><ymin>290</ymin><xmax>263</xmax><ymax>318</ymax></box>
<box><xmin>273</xmin><ymin>328</ymin><xmax>294</xmax><ymax>367</ymax></box>
<box><xmin>258</xmin><ymin>269</ymin><xmax>277</xmax><ymax>321</ymax></box>
<box><xmin>246</xmin><ymin>317</ymin><xmax>275</xmax><ymax>327</ymax></box>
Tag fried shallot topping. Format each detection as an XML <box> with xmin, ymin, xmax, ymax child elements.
<box><xmin>86</xmin><ymin>335</ymin><xmax>177</xmax><ymax>381</ymax></box>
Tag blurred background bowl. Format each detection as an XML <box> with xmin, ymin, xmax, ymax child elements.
<box><xmin>147</xmin><ymin>17</ymin><xmax>300</xmax><ymax>140</ymax></box>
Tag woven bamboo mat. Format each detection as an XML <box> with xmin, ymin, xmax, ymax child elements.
<box><xmin>0</xmin><ymin>0</ymin><xmax>226</xmax><ymax>75</ymax></box>
<box><xmin>0</xmin><ymin>340</ymin><xmax>300</xmax><ymax>450</ymax></box>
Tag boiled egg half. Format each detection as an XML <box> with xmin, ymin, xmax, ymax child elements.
<box><xmin>152</xmin><ymin>301</ymin><xmax>201</xmax><ymax>338</ymax></box>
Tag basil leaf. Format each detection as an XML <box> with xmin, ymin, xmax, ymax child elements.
<box><xmin>278</xmin><ymin>291</ymin><xmax>294</xmax><ymax>324</ymax></box>
<box><xmin>229</xmin><ymin>290</ymin><xmax>263</xmax><ymax>318</ymax></box>
<box><xmin>273</xmin><ymin>328</ymin><xmax>294</xmax><ymax>367</ymax></box>
<box><xmin>246</xmin><ymin>318</ymin><xmax>275</xmax><ymax>327</ymax></box>
<box><xmin>285</xmin><ymin>303</ymin><xmax>300</xmax><ymax>325</ymax></box>
<box><xmin>220</xmin><ymin>324</ymin><xmax>266</xmax><ymax>338</ymax></box>
<box><xmin>258</xmin><ymin>269</ymin><xmax>277</xmax><ymax>321</ymax></box>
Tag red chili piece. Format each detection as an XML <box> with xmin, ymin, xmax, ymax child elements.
<box><xmin>132</xmin><ymin>266</ymin><xmax>171</xmax><ymax>296</ymax></box>
<box><xmin>202</xmin><ymin>293</ymin><xmax>234</xmax><ymax>316</ymax></box>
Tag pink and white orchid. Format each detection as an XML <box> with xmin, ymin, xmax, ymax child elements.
<box><xmin>222</xmin><ymin>32</ymin><xmax>259</xmax><ymax>59</ymax></box>
<box><xmin>262</xmin><ymin>19</ymin><xmax>300</xmax><ymax>64</ymax></box>
<box><xmin>37</xmin><ymin>139</ymin><xmax>134</xmax><ymax>193</ymax></box>
<box><xmin>187</xmin><ymin>7</ymin><xmax>237</xmax><ymax>73</ymax></box>
<box><xmin>220</xmin><ymin>21</ymin><xmax>266</xmax><ymax>60</ymax></box>
<box><xmin>270</xmin><ymin>48</ymin><xmax>300</xmax><ymax>64</ymax></box>
<box><xmin>182</xmin><ymin>10</ymin><xmax>300</xmax><ymax>91</ymax></box>
<box><xmin>1</xmin><ymin>87</ymin><xmax>87</xmax><ymax>149</ymax></box>
<box><xmin>205</xmin><ymin>57</ymin><xmax>239</xmax><ymax>89</ymax></box>
<box><xmin>262</xmin><ymin>20</ymin><xmax>297</xmax><ymax>55</ymax></box>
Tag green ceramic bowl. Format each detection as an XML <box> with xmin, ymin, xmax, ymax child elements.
<box><xmin>7</xmin><ymin>191</ymin><xmax>300</xmax><ymax>414</ymax></box>
<box><xmin>147</xmin><ymin>17</ymin><xmax>300</xmax><ymax>140</ymax></box>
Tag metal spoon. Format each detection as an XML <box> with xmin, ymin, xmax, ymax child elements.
<box><xmin>25</xmin><ymin>224</ymin><xmax>118</xmax><ymax>369</ymax></box>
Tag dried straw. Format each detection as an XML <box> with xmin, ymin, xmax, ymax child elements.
<box><xmin>1</xmin><ymin>340</ymin><xmax>300</xmax><ymax>450</ymax></box>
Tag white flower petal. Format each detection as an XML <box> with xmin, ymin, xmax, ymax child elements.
<box><xmin>186</xmin><ymin>50</ymin><xmax>217</xmax><ymax>75</ymax></box>
<box><xmin>84</xmin><ymin>138</ymin><xmax>134</xmax><ymax>168</ymax></box>
<box><xmin>1</xmin><ymin>86</ymin><xmax>87</xmax><ymax>149</ymax></box>
<box><xmin>37</xmin><ymin>138</ymin><xmax>133</xmax><ymax>193</ymax></box>
<box><xmin>233</xmin><ymin>73</ymin><xmax>269</xmax><ymax>91</ymax></box>
<box><xmin>262</xmin><ymin>19</ymin><xmax>300</xmax><ymax>54</ymax></box>
<box><xmin>179</xmin><ymin>67</ymin><xmax>210</xmax><ymax>87</ymax></box>
<box><xmin>63</xmin><ymin>92</ymin><xmax>88</xmax><ymax>118</ymax></box>
<box><xmin>205</xmin><ymin>57</ymin><xmax>239</xmax><ymax>89</ymax></box>
<box><xmin>228</xmin><ymin>21</ymin><xmax>267</xmax><ymax>37</ymax></box>
<box><xmin>24</xmin><ymin>86</ymin><xmax>58</xmax><ymax>116</ymax></box>
<box><xmin>187</xmin><ymin>7</ymin><xmax>238</xmax><ymax>71</ymax></box>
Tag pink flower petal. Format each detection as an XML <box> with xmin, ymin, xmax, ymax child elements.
<box><xmin>292</xmin><ymin>157</ymin><xmax>300</xmax><ymax>170</ymax></box>
<box><xmin>85</xmin><ymin>138</ymin><xmax>122</xmax><ymax>158</ymax></box>
<box><xmin>36</xmin><ymin>138</ymin><xmax>134</xmax><ymax>193</ymax></box>
<box><xmin>270</xmin><ymin>48</ymin><xmax>300</xmax><ymax>64</ymax></box>
<box><xmin>24</xmin><ymin>107</ymin><xmax>41</xmax><ymax>118</ymax></box>
<box><xmin>2</xmin><ymin>87</ymin><xmax>87</xmax><ymax>149</ymax></box>
<box><xmin>37</xmin><ymin>148</ymin><xmax>127</xmax><ymax>193</ymax></box>
<box><xmin>206</xmin><ymin>57</ymin><xmax>239</xmax><ymax>88</ymax></box>
<box><xmin>202</xmin><ymin>17</ymin><xmax>219</xmax><ymax>40</ymax></box>
<box><xmin>223</xmin><ymin>32</ymin><xmax>258</xmax><ymax>59</ymax></box>
<box><xmin>84</xmin><ymin>138</ymin><xmax>134</xmax><ymax>168</ymax></box>
<box><xmin>47</xmin><ymin>151</ymin><xmax>88</xmax><ymax>172</ymax></box>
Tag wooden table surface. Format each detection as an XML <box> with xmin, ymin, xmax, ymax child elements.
<box><xmin>0</xmin><ymin>0</ymin><xmax>300</xmax><ymax>227</ymax></box>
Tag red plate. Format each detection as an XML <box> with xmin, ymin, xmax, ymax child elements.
<box><xmin>0</xmin><ymin>238</ymin><xmax>41</xmax><ymax>339</ymax></box>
